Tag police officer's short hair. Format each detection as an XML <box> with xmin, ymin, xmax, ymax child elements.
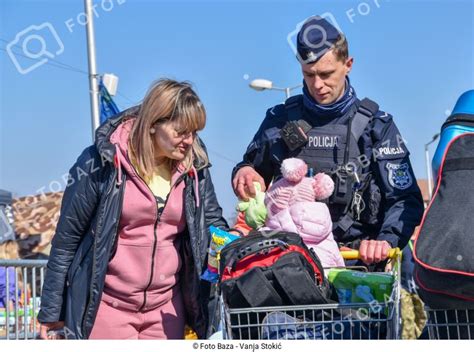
<box><xmin>333</xmin><ymin>35</ymin><xmax>349</xmax><ymax>63</ymax></box>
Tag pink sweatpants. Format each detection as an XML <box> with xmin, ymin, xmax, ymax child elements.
<box><xmin>89</xmin><ymin>290</ymin><xmax>185</xmax><ymax>339</ymax></box>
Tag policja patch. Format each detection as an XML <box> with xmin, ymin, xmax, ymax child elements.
<box><xmin>307</xmin><ymin>135</ymin><xmax>340</xmax><ymax>148</ymax></box>
<box><xmin>386</xmin><ymin>162</ymin><xmax>413</xmax><ymax>190</ymax></box>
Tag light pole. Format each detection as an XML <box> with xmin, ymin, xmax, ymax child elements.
<box><xmin>424</xmin><ymin>133</ymin><xmax>440</xmax><ymax>200</ymax></box>
<box><xmin>84</xmin><ymin>0</ymin><xmax>100</xmax><ymax>141</ymax></box>
<box><xmin>249</xmin><ymin>79</ymin><xmax>302</xmax><ymax>99</ymax></box>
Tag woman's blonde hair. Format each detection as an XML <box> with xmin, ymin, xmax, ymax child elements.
<box><xmin>129</xmin><ymin>78</ymin><xmax>208</xmax><ymax>180</ymax></box>
<box><xmin>0</xmin><ymin>240</ymin><xmax>19</xmax><ymax>260</ymax></box>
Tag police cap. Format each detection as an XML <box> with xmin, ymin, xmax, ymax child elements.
<box><xmin>296</xmin><ymin>15</ymin><xmax>343</xmax><ymax>64</ymax></box>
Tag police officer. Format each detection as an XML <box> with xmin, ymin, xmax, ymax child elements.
<box><xmin>232</xmin><ymin>16</ymin><xmax>424</xmax><ymax>265</ymax></box>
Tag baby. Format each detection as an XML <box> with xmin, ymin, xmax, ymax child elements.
<box><xmin>263</xmin><ymin>158</ymin><xmax>345</xmax><ymax>268</ymax></box>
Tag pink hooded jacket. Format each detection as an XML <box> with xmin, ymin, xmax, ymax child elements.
<box><xmin>101</xmin><ymin>118</ymin><xmax>189</xmax><ymax>312</ymax></box>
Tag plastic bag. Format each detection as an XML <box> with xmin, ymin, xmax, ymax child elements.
<box><xmin>200</xmin><ymin>226</ymin><xmax>240</xmax><ymax>283</ymax></box>
<box><xmin>328</xmin><ymin>269</ymin><xmax>394</xmax><ymax>309</ymax></box>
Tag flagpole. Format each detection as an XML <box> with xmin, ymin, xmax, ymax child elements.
<box><xmin>84</xmin><ymin>0</ymin><xmax>100</xmax><ymax>141</ymax></box>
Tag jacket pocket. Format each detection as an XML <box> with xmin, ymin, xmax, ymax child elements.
<box><xmin>360</xmin><ymin>177</ymin><xmax>382</xmax><ymax>225</ymax></box>
<box><xmin>67</xmin><ymin>233</ymin><xmax>94</xmax><ymax>284</ymax></box>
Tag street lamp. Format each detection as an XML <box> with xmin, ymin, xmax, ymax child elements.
<box><xmin>424</xmin><ymin>133</ymin><xmax>440</xmax><ymax>200</ymax></box>
<box><xmin>249</xmin><ymin>79</ymin><xmax>302</xmax><ymax>99</ymax></box>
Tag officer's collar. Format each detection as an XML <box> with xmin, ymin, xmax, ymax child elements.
<box><xmin>302</xmin><ymin>77</ymin><xmax>357</xmax><ymax>119</ymax></box>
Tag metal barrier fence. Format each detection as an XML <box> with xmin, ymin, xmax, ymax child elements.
<box><xmin>0</xmin><ymin>259</ymin><xmax>48</xmax><ymax>340</ymax></box>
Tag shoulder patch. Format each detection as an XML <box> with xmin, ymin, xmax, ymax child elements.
<box><xmin>386</xmin><ymin>162</ymin><xmax>413</xmax><ymax>190</ymax></box>
<box><xmin>375</xmin><ymin>144</ymin><xmax>406</xmax><ymax>159</ymax></box>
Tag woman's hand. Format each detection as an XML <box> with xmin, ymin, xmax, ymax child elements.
<box><xmin>39</xmin><ymin>321</ymin><xmax>65</xmax><ymax>340</ymax></box>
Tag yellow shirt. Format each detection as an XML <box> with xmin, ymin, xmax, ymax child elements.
<box><xmin>148</xmin><ymin>163</ymin><xmax>171</xmax><ymax>208</ymax></box>
<box><xmin>129</xmin><ymin>153</ymin><xmax>171</xmax><ymax>208</ymax></box>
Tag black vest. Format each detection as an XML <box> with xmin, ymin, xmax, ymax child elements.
<box><xmin>283</xmin><ymin>95</ymin><xmax>380</xmax><ymax>237</ymax></box>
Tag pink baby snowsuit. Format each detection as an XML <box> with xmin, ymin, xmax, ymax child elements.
<box><xmin>264</xmin><ymin>158</ymin><xmax>345</xmax><ymax>268</ymax></box>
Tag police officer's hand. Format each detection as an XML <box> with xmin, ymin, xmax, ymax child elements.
<box><xmin>232</xmin><ymin>166</ymin><xmax>266</xmax><ymax>201</ymax></box>
<box><xmin>359</xmin><ymin>240</ymin><xmax>392</xmax><ymax>265</ymax></box>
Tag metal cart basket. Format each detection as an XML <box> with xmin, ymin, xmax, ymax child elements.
<box><xmin>219</xmin><ymin>249</ymin><xmax>401</xmax><ymax>340</ymax></box>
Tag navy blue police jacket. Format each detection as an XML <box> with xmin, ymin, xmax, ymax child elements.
<box><xmin>232</xmin><ymin>95</ymin><xmax>424</xmax><ymax>250</ymax></box>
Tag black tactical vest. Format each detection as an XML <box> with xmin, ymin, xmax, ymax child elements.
<box><xmin>283</xmin><ymin>95</ymin><xmax>380</xmax><ymax>236</ymax></box>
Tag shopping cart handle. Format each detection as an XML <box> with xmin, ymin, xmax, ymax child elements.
<box><xmin>340</xmin><ymin>248</ymin><xmax>401</xmax><ymax>260</ymax></box>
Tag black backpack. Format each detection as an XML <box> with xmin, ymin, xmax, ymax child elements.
<box><xmin>218</xmin><ymin>231</ymin><xmax>333</xmax><ymax>309</ymax></box>
<box><xmin>414</xmin><ymin>132</ymin><xmax>474</xmax><ymax>308</ymax></box>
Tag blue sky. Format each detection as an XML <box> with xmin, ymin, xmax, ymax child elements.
<box><xmin>1</xmin><ymin>0</ymin><xmax>473</xmax><ymax>221</ymax></box>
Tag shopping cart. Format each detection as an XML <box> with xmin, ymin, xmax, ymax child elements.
<box><xmin>218</xmin><ymin>248</ymin><xmax>402</xmax><ymax>340</ymax></box>
<box><xmin>424</xmin><ymin>308</ymin><xmax>474</xmax><ymax>339</ymax></box>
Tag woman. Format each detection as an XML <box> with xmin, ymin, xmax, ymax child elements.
<box><xmin>38</xmin><ymin>79</ymin><xmax>228</xmax><ymax>339</ymax></box>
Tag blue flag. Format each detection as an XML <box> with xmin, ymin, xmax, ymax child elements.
<box><xmin>99</xmin><ymin>79</ymin><xmax>120</xmax><ymax>123</ymax></box>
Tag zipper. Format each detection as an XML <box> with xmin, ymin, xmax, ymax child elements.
<box><xmin>127</xmin><ymin>165</ymin><xmax>161</xmax><ymax>312</ymax></box>
<box><xmin>220</xmin><ymin>233</ymin><xmax>324</xmax><ymax>281</ymax></box>
<box><xmin>221</xmin><ymin>232</ymin><xmax>262</xmax><ymax>251</ymax></box>
<box><xmin>138</xmin><ymin>199</ymin><xmax>161</xmax><ymax>312</ymax></box>
<box><xmin>139</xmin><ymin>192</ymin><xmax>174</xmax><ymax>311</ymax></box>
<box><xmin>132</xmin><ymin>168</ymin><xmax>177</xmax><ymax>312</ymax></box>
<box><xmin>221</xmin><ymin>234</ymin><xmax>281</xmax><ymax>273</ymax></box>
